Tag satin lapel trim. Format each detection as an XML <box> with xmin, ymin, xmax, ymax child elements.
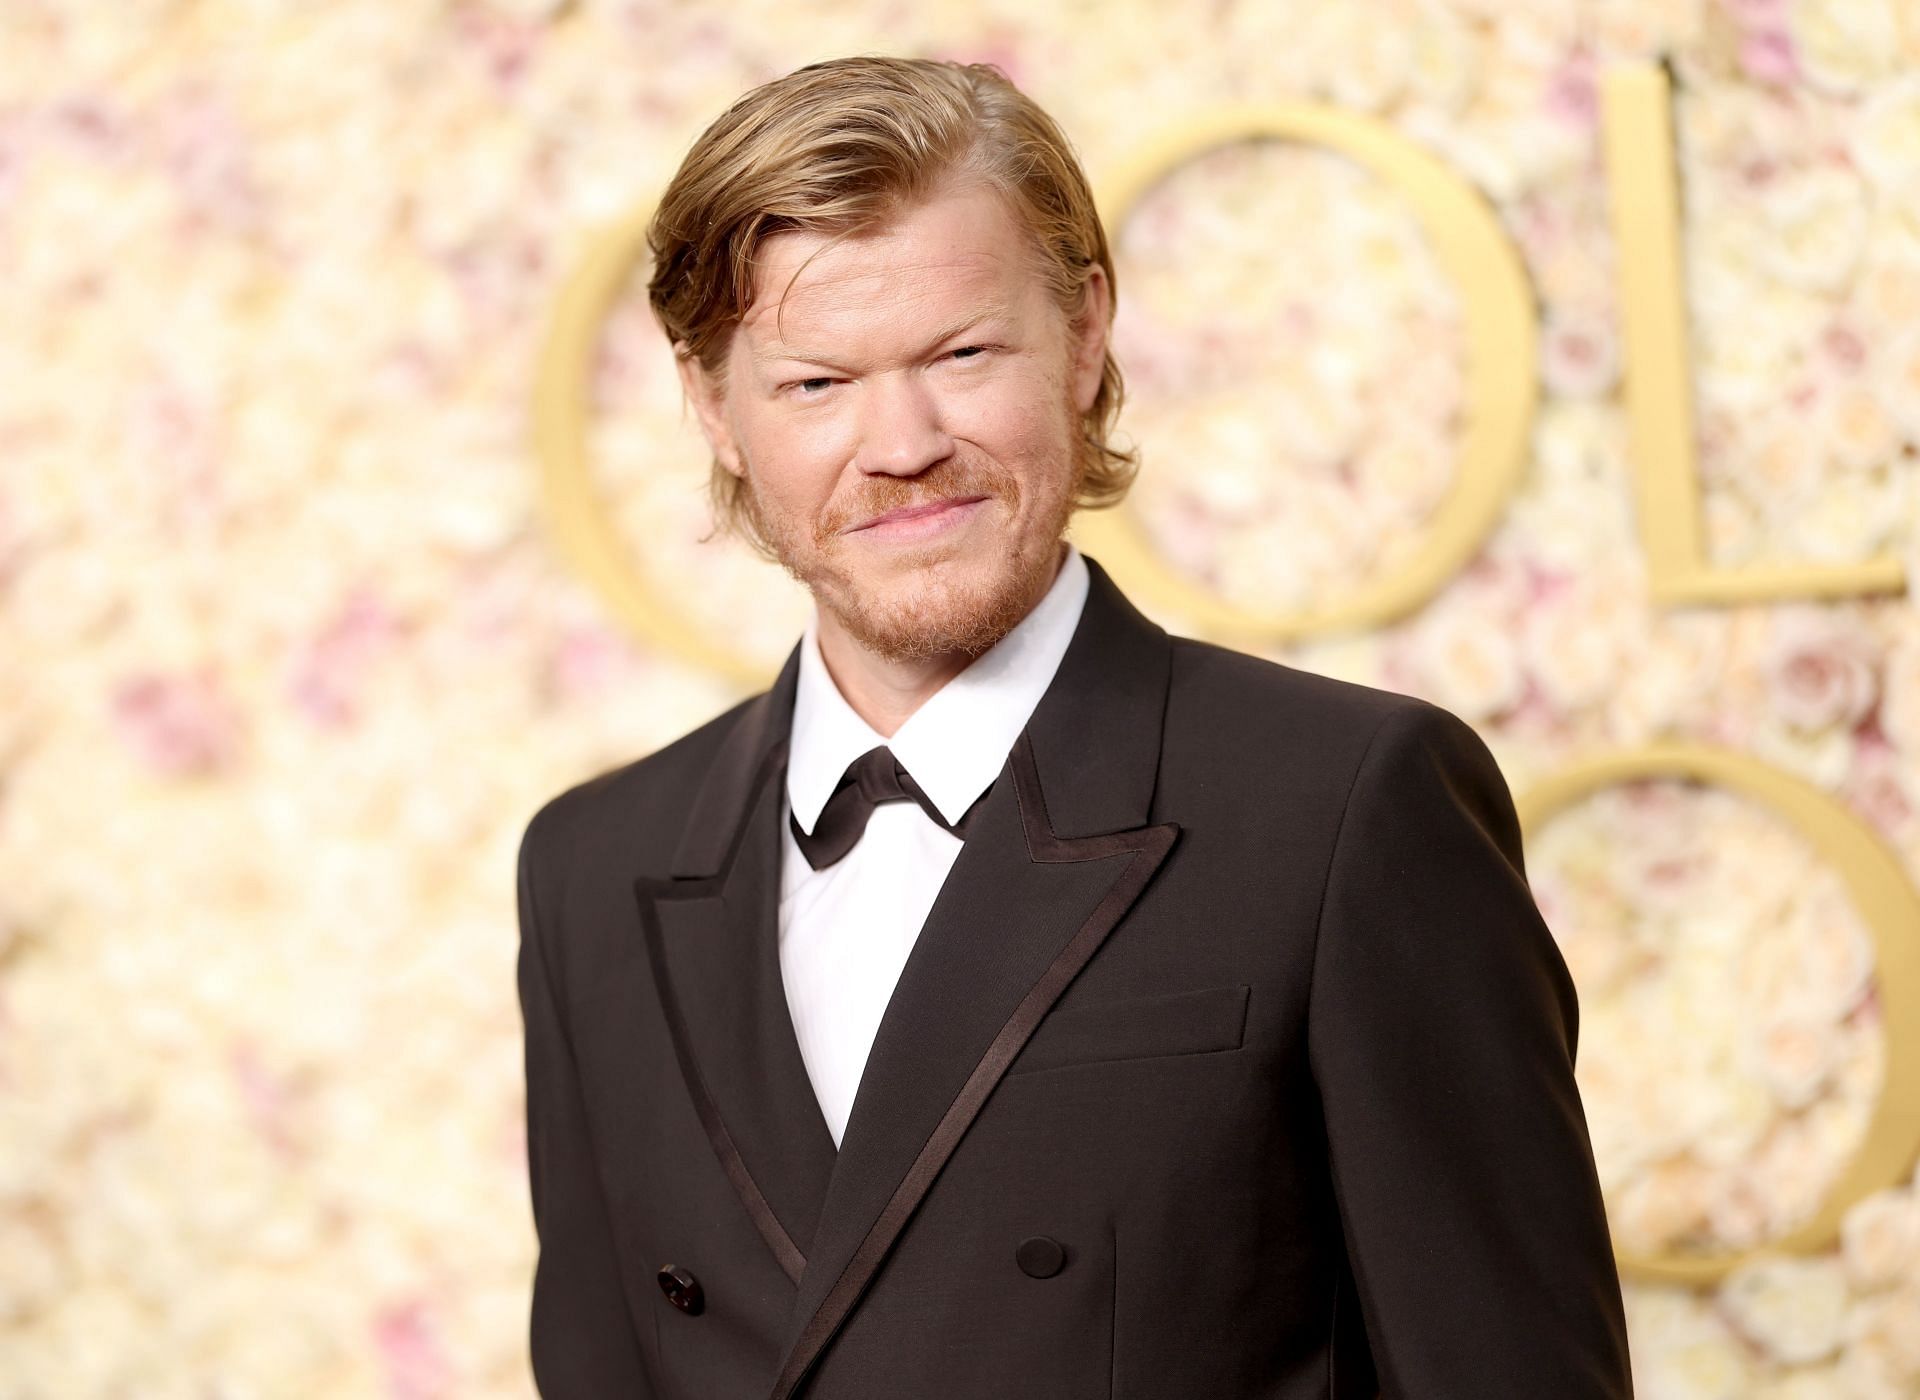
<box><xmin>764</xmin><ymin>730</ymin><xmax>1180</xmax><ymax>1399</ymax></box>
<box><xmin>636</xmin><ymin>736</ymin><xmax>838</xmax><ymax>1287</ymax></box>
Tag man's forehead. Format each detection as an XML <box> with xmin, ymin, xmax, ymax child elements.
<box><xmin>743</xmin><ymin>240</ymin><xmax>1016</xmax><ymax>325</ymax></box>
<box><xmin>738</xmin><ymin>249</ymin><xmax>1032</xmax><ymax>363</ymax></box>
<box><xmin>736</xmin><ymin>182</ymin><xmax>1041</xmax><ymax>344</ymax></box>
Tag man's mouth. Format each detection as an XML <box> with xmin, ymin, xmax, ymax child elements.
<box><xmin>847</xmin><ymin>494</ymin><xmax>990</xmax><ymax>535</ymax></box>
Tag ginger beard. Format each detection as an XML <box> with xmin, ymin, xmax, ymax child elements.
<box><xmin>740</xmin><ymin>383</ymin><xmax>1088</xmax><ymax>665</ymax></box>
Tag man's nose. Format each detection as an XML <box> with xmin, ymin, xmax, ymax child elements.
<box><xmin>855</xmin><ymin>372</ymin><xmax>954</xmax><ymax>477</ymax></box>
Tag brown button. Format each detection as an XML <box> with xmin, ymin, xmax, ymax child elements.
<box><xmin>1015</xmin><ymin>1235</ymin><xmax>1066</xmax><ymax>1278</ymax></box>
<box><xmin>657</xmin><ymin>1263</ymin><xmax>704</xmax><ymax>1314</ymax></box>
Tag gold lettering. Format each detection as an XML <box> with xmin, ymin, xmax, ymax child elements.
<box><xmin>1599</xmin><ymin>61</ymin><xmax>1908</xmax><ymax>605</ymax></box>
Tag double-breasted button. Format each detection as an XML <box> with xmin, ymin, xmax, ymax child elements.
<box><xmin>656</xmin><ymin>1263</ymin><xmax>704</xmax><ymax>1314</ymax></box>
<box><xmin>1015</xmin><ymin>1235</ymin><xmax>1067</xmax><ymax>1279</ymax></box>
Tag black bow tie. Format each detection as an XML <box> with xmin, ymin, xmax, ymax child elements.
<box><xmin>788</xmin><ymin>745</ymin><xmax>985</xmax><ymax>871</ymax></box>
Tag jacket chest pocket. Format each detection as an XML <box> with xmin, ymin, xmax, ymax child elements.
<box><xmin>1005</xmin><ymin>983</ymin><xmax>1250</xmax><ymax>1077</ymax></box>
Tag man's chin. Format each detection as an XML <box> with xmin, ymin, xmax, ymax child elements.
<box><xmin>819</xmin><ymin>555</ymin><xmax>1041</xmax><ymax>663</ymax></box>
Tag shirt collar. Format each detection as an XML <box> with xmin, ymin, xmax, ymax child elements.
<box><xmin>786</xmin><ymin>542</ymin><xmax>1090</xmax><ymax>834</ymax></box>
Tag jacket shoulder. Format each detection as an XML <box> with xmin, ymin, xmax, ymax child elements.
<box><xmin>1163</xmin><ymin>634</ymin><xmax>1510</xmax><ymax>818</ymax></box>
<box><xmin>1166</xmin><ymin>634</ymin><xmax>1450</xmax><ymax>739</ymax></box>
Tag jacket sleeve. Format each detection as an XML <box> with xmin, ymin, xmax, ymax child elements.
<box><xmin>517</xmin><ymin>806</ymin><xmax>654</xmax><ymax>1396</ymax></box>
<box><xmin>1305</xmin><ymin>700</ymin><xmax>1634</xmax><ymax>1398</ymax></box>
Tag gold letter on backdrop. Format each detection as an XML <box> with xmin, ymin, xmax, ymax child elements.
<box><xmin>1516</xmin><ymin>745</ymin><xmax>1920</xmax><ymax>1286</ymax></box>
<box><xmin>1598</xmin><ymin>60</ymin><xmax>1908</xmax><ymax>606</ymax></box>
<box><xmin>1074</xmin><ymin>104</ymin><xmax>1539</xmax><ymax>645</ymax></box>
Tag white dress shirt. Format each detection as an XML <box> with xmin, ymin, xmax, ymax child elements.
<box><xmin>779</xmin><ymin>543</ymin><xmax>1091</xmax><ymax>1147</ymax></box>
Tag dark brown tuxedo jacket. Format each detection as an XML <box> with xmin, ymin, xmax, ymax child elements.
<box><xmin>514</xmin><ymin>554</ymin><xmax>1634</xmax><ymax>1398</ymax></box>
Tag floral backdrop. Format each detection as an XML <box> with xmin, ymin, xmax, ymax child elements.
<box><xmin>5</xmin><ymin>0</ymin><xmax>1920</xmax><ymax>1395</ymax></box>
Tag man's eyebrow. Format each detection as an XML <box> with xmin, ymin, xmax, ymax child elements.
<box><xmin>749</xmin><ymin>304</ymin><xmax>1014</xmax><ymax>370</ymax></box>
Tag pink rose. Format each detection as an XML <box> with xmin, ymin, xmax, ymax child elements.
<box><xmin>110</xmin><ymin>664</ymin><xmax>245</xmax><ymax>778</ymax></box>
<box><xmin>1740</xmin><ymin>30</ymin><xmax>1802</xmax><ymax>86</ymax></box>
<box><xmin>286</xmin><ymin>587</ymin><xmax>405</xmax><ymax>729</ymax></box>
<box><xmin>374</xmin><ymin>1298</ymin><xmax>451</xmax><ymax>1400</ymax></box>
<box><xmin>1762</xmin><ymin>606</ymin><xmax>1880</xmax><ymax>733</ymax></box>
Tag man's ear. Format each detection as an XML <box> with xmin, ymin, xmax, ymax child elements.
<box><xmin>674</xmin><ymin>341</ymin><xmax>745</xmax><ymax>479</ymax></box>
<box><xmin>1066</xmin><ymin>265</ymin><xmax>1111</xmax><ymax>416</ymax></box>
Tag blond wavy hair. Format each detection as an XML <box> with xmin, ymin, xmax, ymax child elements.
<box><xmin>645</xmin><ymin>55</ymin><xmax>1139</xmax><ymax>559</ymax></box>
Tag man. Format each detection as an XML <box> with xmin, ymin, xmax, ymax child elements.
<box><xmin>515</xmin><ymin>55</ymin><xmax>1634</xmax><ymax>1400</ymax></box>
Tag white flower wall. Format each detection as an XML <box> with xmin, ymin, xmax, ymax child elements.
<box><xmin>4</xmin><ymin>0</ymin><xmax>1920</xmax><ymax>1395</ymax></box>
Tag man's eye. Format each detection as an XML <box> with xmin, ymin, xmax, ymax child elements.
<box><xmin>949</xmin><ymin>345</ymin><xmax>988</xmax><ymax>361</ymax></box>
<box><xmin>790</xmin><ymin>376</ymin><xmax>836</xmax><ymax>395</ymax></box>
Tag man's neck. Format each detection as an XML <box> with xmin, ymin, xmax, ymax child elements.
<box><xmin>813</xmin><ymin>545</ymin><xmax>1066</xmax><ymax>738</ymax></box>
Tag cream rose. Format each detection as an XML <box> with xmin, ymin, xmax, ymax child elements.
<box><xmin>1787</xmin><ymin>0</ymin><xmax>1905</xmax><ymax>93</ymax></box>
<box><xmin>1720</xmin><ymin>1253</ymin><xmax>1851</xmax><ymax>1364</ymax></box>
<box><xmin>1846</xmin><ymin>1282</ymin><xmax>1920</xmax><ymax>1383</ymax></box>
<box><xmin>1408</xmin><ymin>595</ymin><xmax>1525</xmax><ymax>721</ymax></box>
<box><xmin>1840</xmin><ymin>1188</ymin><xmax>1920</xmax><ymax>1292</ymax></box>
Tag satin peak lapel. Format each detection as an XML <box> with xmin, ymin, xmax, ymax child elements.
<box><xmin>633</xmin><ymin>643</ymin><xmax>839</xmax><ymax>1286</ymax></box>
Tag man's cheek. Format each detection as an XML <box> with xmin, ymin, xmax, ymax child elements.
<box><xmin>960</xmin><ymin>385</ymin><xmax>1052</xmax><ymax>453</ymax></box>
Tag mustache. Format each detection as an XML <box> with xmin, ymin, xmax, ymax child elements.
<box><xmin>817</xmin><ymin>458</ymin><xmax>1019</xmax><ymax>539</ymax></box>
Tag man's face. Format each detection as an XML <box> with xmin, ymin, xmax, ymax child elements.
<box><xmin>677</xmin><ymin>176</ymin><xmax>1110</xmax><ymax>663</ymax></box>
